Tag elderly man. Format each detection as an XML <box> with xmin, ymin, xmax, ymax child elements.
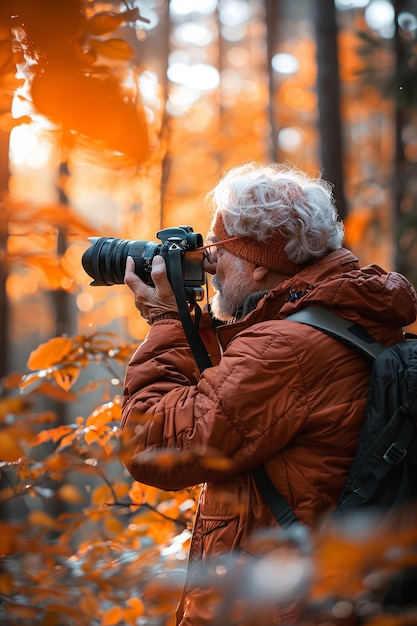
<box><xmin>121</xmin><ymin>162</ymin><xmax>417</xmax><ymax>625</ymax></box>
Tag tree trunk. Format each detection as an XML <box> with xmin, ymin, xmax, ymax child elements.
<box><xmin>392</xmin><ymin>0</ymin><xmax>407</xmax><ymax>275</ymax></box>
<box><xmin>0</xmin><ymin>127</ymin><xmax>10</xmax><ymax>379</ymax></box>
<box><xmin>314</xmin><ymin>0</ymin><xmax>346</xmax><ymax>219</ymax></box>
<box><xmin>265</xmin><ymin>0</ymin><xmax>283</xmax><ymax>162</ymax></box>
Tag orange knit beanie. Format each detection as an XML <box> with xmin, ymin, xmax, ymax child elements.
<box><xmin>212</xmin><ymin>211</ymin><xmax>301</xmax><ymax>276</ymax></box>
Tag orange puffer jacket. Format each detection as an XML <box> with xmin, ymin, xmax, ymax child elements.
<box><xmin>121</xmin><ymin>248</ymin><xmax>417</xmax><ymax>625</ymax></box>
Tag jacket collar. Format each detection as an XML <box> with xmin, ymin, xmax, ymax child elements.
<box><xmin>216</xmin><ymin>248</ymin><xmax>359</xmax><ymax>349</ymax></box>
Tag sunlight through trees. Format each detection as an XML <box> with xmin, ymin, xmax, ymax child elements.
<box><xmin>1</xmin><ymin>1</ymin><xmax>417</xmax><ymax>624</ymax></box>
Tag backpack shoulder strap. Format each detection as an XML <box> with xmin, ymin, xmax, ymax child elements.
<box><xmin>286</xmin><ymin>305</ymin><xmax>384</xmax><ymax>360</ymax></box>
<box><xmin>253</xmin><ymin>305</ymin><xmax>385</xmax><ymax>529</ymax></box>
<box><xmin>251</xmin><ymin>465</ymin><xmax>299</xmax><ymax>528</ymax></box>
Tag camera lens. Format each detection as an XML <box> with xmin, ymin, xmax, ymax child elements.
<box><xmin>82</xmin><ymin>227</ymin><xmax>205</xmax><ymax>293</ymax></box>
<box><xmin>82</xmin><ymin>237</ymin><xmax>157</xmax><ymax>286</ymax></box>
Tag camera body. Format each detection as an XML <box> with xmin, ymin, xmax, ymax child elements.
<box><xmin>82</xmin><ymin>226</ymin><xmax>205</xmax><ymax>300</ymax></box>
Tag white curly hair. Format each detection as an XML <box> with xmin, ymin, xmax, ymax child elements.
<box><xmin>207</xmin><ymin>162</ymin><xmax>344</xmax><ymax>265</ymax></box>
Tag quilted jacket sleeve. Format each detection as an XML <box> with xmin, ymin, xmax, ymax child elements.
<box><xmin>121</xmin><ymin>318</ymin><xmax>309</xmax><ymax>491</ymax></box>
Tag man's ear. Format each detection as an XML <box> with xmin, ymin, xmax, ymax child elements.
<box><xmin>252</xmin><ymin>265</ymin><xmax>269</xmax><ymax>281</ymax></box>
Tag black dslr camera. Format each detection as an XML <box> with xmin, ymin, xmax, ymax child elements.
<box><xmin>81</xmin><ymin>226</ymin><xmax>206</xmax><ymax>301</ymax></box>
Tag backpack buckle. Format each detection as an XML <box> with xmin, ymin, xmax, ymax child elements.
<box><xmin>383</xmin><ymin>442</ymin><xmax>407</xmax><ymax>466</ymax></box>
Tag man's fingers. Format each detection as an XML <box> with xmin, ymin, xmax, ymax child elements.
<box><xmin>124</xmin><ymin>256</ymin><xmax>145</xmax><ymax>293</ymax></box>
<box><xmin>125</xmin><ymin>255</ymin><xmax>135</xmax><ymax>275</ymax></box>
<box><xmin>150</xmin><ymin>256</ymin><xmax>174</xmax><ymax>296</ymax></box>
<box><xmin>150</xmin><ymin>255</ymin><xmax>166</xmax><ymax>276</ymax></box>
<box><xmin>124</xmin><ymin>254</ymin><xmax>178</xmax><ymax>321</ymax></box>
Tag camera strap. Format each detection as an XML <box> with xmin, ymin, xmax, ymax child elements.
<box><xmin>168</xmin><ymin>246</ymin><xmax>213</xmax><ymax>372</ymax></box>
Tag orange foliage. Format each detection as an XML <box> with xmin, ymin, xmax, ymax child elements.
<box><xmin>0</xmin><ymin>430</ymin><xmax>24</xmax><ymax>462</ymax></box>
<box><xmin>28</xmin><ymin>336</ymin><xmax>74</xmax><ymax>370</ymax></box>
<box><xmin>338</xmin><ymin>31</ymin><xmax>367</xmax><ymax>82</ymax></box>
<box><xmin>88</xmin><ymin>38</ymin><xmax>135</xmax><ymax>61</ymax></box>
<box><xmin>88</xmin><ymin>9</ymin><xmax>144</xmax><ymax>37</ymax></box>
<box><xmin>1</xmin><ymin>331</ymin><xmax>416</xmax><ymax>624</ymax></box>
<box><xmin>31</xmin><ymin>68</ymin><xmax>149</xmax><ymax>163</ymax></box>
<box><xmin>1</xmin><ymin>2</ymin><xmax>417</xmax><ymax>624</ymax></box>
<box><xmin>21</xmin><ymin>332</ymin><xmax>136</xmax><ymax>393</ymax></box>
<box><xmin>1</xmin><ymin>1</ymin><xmax>151</xmax><ymax>164</ymax></box>
<box><xmin>3</xmin><ymin>195</ymin><xmax>99</xmax><ymax>297</ymax></box>
<box><xmin>344</xmin><ymin>207</ymin><xmax>373</xmax><ymax>247</ymax></box>
<box><xmin>0</xmin><ymin>344</ymin><xmax>192</xmax><ymax>623</ymax></box>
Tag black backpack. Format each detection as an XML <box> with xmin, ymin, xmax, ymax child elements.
<box><xmin>253</xmin><ymin>305</ymin><xmax>417</xmax><ymax>526</ymax></box>
<box><xmin>252</xmin><ymin>306</ymin><xmax>417</xmax><ymax>607</ymax></box>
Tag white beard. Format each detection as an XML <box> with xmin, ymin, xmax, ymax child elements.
<box><xmin>210</xmin><ymin>257</ymin><xmax>253</xmax><ymax>321</ymax></box>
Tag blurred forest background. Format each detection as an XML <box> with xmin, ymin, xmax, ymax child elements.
<box><xmin>1</xmin><ymin>1</ymin><xmax>417</xmax><ymax>625</ymax></box>
<box><xmin>1</xmin><ymin>0</ymin><xmax>417</xmax><ymax>378</ymax></box>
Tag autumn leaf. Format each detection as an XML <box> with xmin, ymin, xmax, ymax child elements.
<box><xmin>27</xmin><ymin>337</ymin><xmax>74</xmax><ymax>370</ymax></box>
<box><xmin>30</xmin><ymin>424</ymin><xmax>74</xmax><ymax>447</ymax></box>
<box><xmin>103</xmin><ymin>516</ymin><xmax>124</xmax><ymax>536</ymax></box>
<box><xmin>0</xmin><ymin>431</ymin><xmax>24</xmax><ymax>461</ymax></box>
<box><xmin>88</xmin><ymin>9</ymin><xmax>140</xmax><ymax>36</ymax></box>
<box><xmin>0</xmin><ymin>571</ymin><xmax>13</xmax><ymax>595</ymax></box>
<box><xmin>113</xmin><ymin>481</ymin><xmax>130</xmax><ymax>499</ymax></box>
<box><xmin>30</xmin><ymin>68</ymin><xmax>150</xmax><ymax>163</ymax></box>
<box><xmin>52</xmin><ymin>364</ymin><xmax>80</xmax><ymax>391</ymax></box>
<box><xmin>43</xmin><ymin>453</ymin><xmax>67</xmax><ymax>474</ymax></box>
<box><xmin>26</xmin><ymin>380</ymin><xmax>77</xmax><ymax>402</ymax></box>
<box><xmin>0</xmin><ymin>521</ymin><xmax>21</xmax><ymax>556</ymax></box>
<box><xmin>57</xmin><ymin>430</ymin><xmax>79</xmax><ymax>450</ymax></box>
<box><xmin>78</xmin><ymin>593</ymin><xmax>100</xmax><ymax>618</ymax></box>
<box><xmin>83</xmin><ymin>428</ymin><xmax>101</xmax><ymax>445</ymax></box>
<box><xmin>57</xmin><ymin>483</ymin><xmax>85</xmax><ymax>505</ymax></box>
<box><xmin>86</xmin><ymin>397</ymin><xmax>121</xmax><ymax>428</ymax></box>
<box><xmin>101</xmin><ymin>605</ymin><xmax>124</xmax><ymax>626</ymax></box>
<box><xmin>32</xmin><ymin>204</ymin><xmax>95</xmax><ymax>238</ymax></box>
<box><xmin>0</xmin><ymin>372</ymin><xmax>25</xmax><ymax>392</ymax></box>
<box><xmin>1</xmin><ymin>602</ymin><xmax>39</xmax><ymax>619</ymax></box>
<box><xmin>21</xmin><ymin>255</ymin><xmax>73</xmax><ymax>289</ymax></box>
<box><xmin>89</xmin><ymin>38</ymin><xmax>135</xmax><ymax>61</ymax></box>
<box><xmin>128</xmin><ymin>482</ymin><xmax>161</xmax><ymax>507</ymax></box>
<box><xmin>40</xmin><ymin>605</ymin><xmax>82</xmax><ymax>620</ymax></box>
<box><xmin>123</xmin><ymin>597</ymin><xmax>145</xmax><ymax>623</ymax></box>
<box><xmin>91</xmin><ymin>484</ymin><xmax>114</xmax><ymax>507</ymax></box>
<box><xmin>126</xmin><ymin>597</ymin><xmax>146</xmax><ymax>614</ymax></box>
<box><xmin>111</xmin><ymin>344</ymin><xmax>136</xmax><ymax>362</ymax></box>
<box><xmin>0</xmin><ymin>396</ymin><xmax>31</xmax><ymax>420</ymax></box>
<box><xmin>28</xmin><ymin>509</ymin><xmax>61</xmax><ymax>530</ymax></box>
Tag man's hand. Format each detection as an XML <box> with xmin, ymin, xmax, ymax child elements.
<box><xmin>124</xmin><ymin>255</ymin><xmax>179</xmax><ymax>324</ymax></box>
